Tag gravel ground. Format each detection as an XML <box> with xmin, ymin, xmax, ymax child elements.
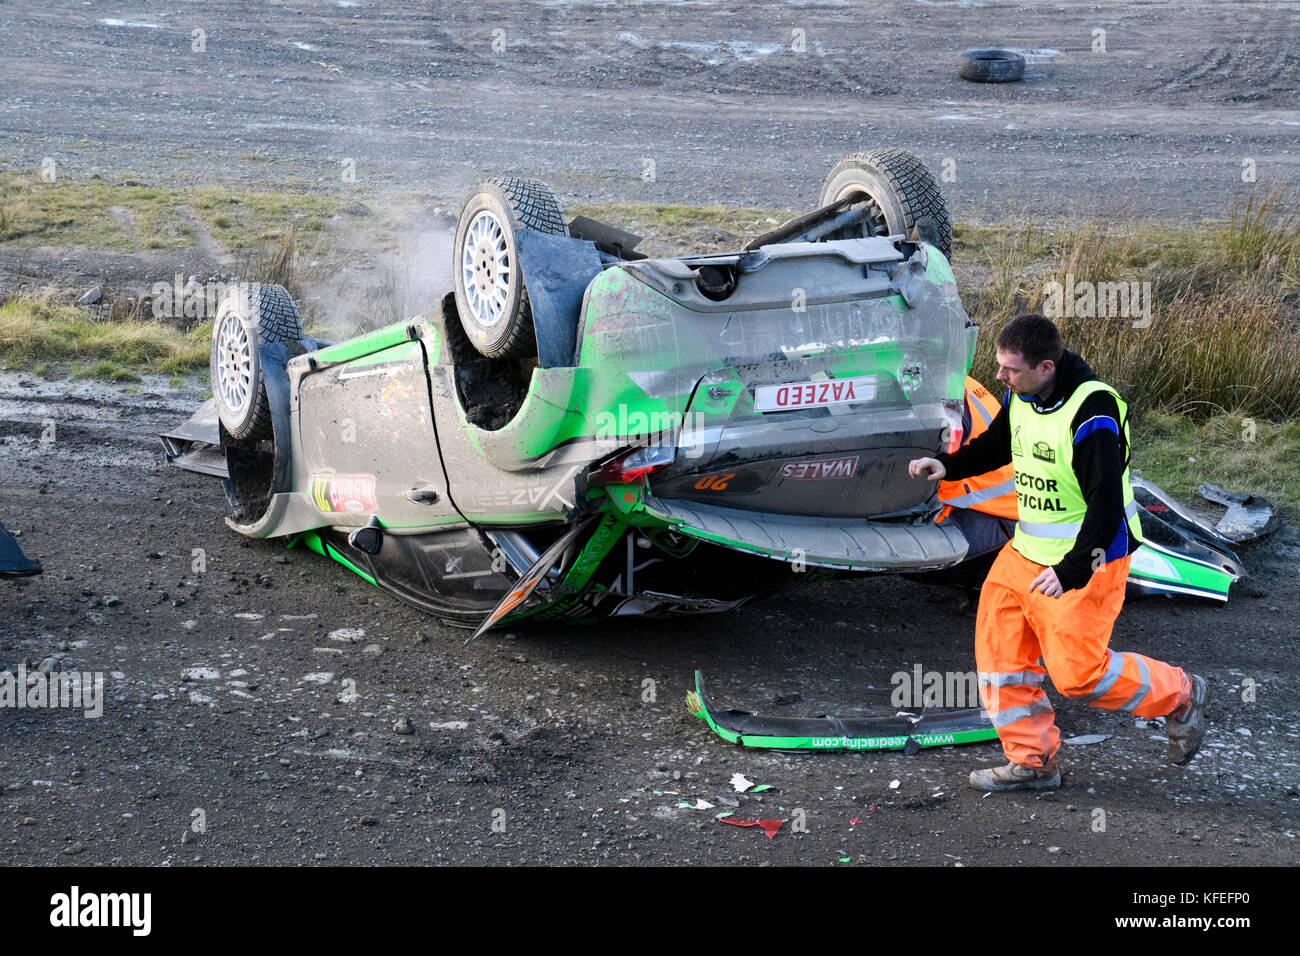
<box><xmin>0</xmin><ymin>372</ymin><xmax>1296</xmax><ymax>866</ymax></box>
<box><xmin>1</xmin><ymin>0</ymin><xmax>1297</xmax><ymax>220</ymax></box>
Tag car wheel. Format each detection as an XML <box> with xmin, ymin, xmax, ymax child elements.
<box><xmin>210</xmin><ymin>282</ymin><xmax>303</xmax><ymax>441</ymax></box>
<box><xmin>453</xmin><ymin>177</ymin><xmax>568</xmax><ymax>359</ymax></box>
<box><xmin>957</xmin><ymin>49</ymin><xmax>1026</xmax><ymax>83</ymax></box>
<box><xmin>818</xmin><ymin>148</ymin><xmax>953</xmax><ymax>260</ymax></box>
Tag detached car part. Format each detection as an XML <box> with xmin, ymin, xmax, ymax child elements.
<box><xmin>687</xmin><ymin>671</ymin><xmax>999</xmax><ymax>751</ymax></box>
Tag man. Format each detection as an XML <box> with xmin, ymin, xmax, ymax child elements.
<box><xmin>909</xmin><ymin>314</ymin><xmax>1208</xmax><ymax>791</ymax></box>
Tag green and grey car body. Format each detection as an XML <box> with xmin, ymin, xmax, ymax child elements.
<box><xmin>172</xmin><ymin>227</ymin><xmax>1244</xmax><ymax>632</ymax></box>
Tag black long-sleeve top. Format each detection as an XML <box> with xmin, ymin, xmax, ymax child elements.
<box><xmin>936</xmin><ymin>351</ymin><xmax>1140</xmax><ymax>591</ymax></box>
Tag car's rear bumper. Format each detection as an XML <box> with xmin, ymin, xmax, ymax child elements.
<box><xmin>641</xmin><ymin>494</ymin><xmax>969</xmax><ymax>571</ymax></box>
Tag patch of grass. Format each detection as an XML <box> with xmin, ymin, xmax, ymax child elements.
<box><xmin>0</xmin><ymin>299</ymin><xmax>209</xmax><ymax>373</ymax></box>
<box><xmin>1132</xmin><ymin>410</ymin><xmax>1300</xmax><ymax>515</ymax></box>
<box><xmin>964</xmin><ymin>189</ymin><xmax>1300</xmax><ymax>423</ymax></box>
<box><xmin>1222</xmin><ymin>185</ymin><xmax>1299</xmax><ymax>285</ymax></box>
<box><xmin>0</xmin><ymin>173</ymin><xmax>344</xmax><ymax>253</ymax></box>
<box><xmin>190</xmin><ymin>186</ymin><xmax>341</xmax><ymax>248</ymax></box>
<box><xmin>0</xmin><ymin>174</ymin><xmax>193</xmax><ymax>249</ymax></box>
<box><xmin>73</xmin><ymin>360</ymin><xmax>142</xmax><ymax>383</ymax></box>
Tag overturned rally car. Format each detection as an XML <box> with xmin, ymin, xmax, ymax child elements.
<box><xmin>166</xmin><ymin>149</ymin><xmax>1252</xmax><ymax>638</ymax></box>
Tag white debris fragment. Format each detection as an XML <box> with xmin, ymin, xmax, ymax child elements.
<box><xmin>889</xmin><ymin>779</ymin><xmax>900</xmax><ymax>789</ymax></box>
<box><xmin>429</xmin><ymin>721</ymin><xmax>469</xmax><ymax>730</ymax></box>
<box><xmin>1063</xmin><ymin>734</ymin><xmax>1111</xmax><ymax>746</ymax></box>
<box><xmin>730</xmin><ymin>772</ymin><xmax>755</xmax><ymax>792</ymax></box>
<box><xmin>301</xmin><ymin>672</ymin><xmax>334</xmax><ymax>684</ymax></box>
<box><xmin>182</xmin><ymin>667</ymin><xmax>220</xmax><ymax>680</ymax></box>
<box><xmin>234</xmin><ymin>613</ymin><xmax>264</xmax><ymax>620</ymax></box>
<box><xmin>329</xmin><ymin>628</ymin><xmax>365</xmax><ymax>643</ymax></box>
<box><xmin>1236</xmin><ymin>728</ymin><xmax>1253</xmax><ymax>737</ymax></box>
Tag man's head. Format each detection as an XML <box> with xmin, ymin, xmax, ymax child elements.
<box><xmin>995</xmin><ymin>314</ymin><xmax>1063</xmax><ymax>397</ymax></box>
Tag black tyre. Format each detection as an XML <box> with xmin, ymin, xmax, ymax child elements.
<box><xmin>453</xmin><ymin>177</ymin><xmax>568</xmax><ymax>359</ymax></box>
<box><xmin>818</xmin><ymin>149</ymin><xmax>953</xmax><ymax>260</ymax></box>
<box><xmin>957</xmin><ymin>49</ymin><xmax>1025</xmax><ymax>83</ymax></box>
<box><xmin>210</xmin><ymin>282</ymin><xmax>303</xmax><ymax>441</ymax></box>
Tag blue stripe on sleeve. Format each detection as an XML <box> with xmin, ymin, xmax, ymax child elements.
<box><xmin>1074</xmin><ymin>415</ymin><xmax>1118</xmax><ymax>444</ymax></box>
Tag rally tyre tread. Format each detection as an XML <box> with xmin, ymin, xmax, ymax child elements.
<box><xmin>957</xmin><ymin>49</ymin><xmax>1026</xmax><ymax>83</ymax></box>
<box><xmin>453</xmin><ymin>177</ymin><xmax>567</xmax><ymax>359</ymax></box>
<box><xmin>489</xmin><ymin>177</ymin><xmax>568</xmax><ymax>236</ymax></box>
<box><xmin>210</xmin><ymin>283</ymin><xmax>303</xmax><ymax>442</ymax></box>
<box><xmin>819</xmin><ymin>149</ymin><xmax>953</xmax><ymax>260</ymax></box>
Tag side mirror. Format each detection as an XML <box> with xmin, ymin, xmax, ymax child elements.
<box><xmin>347</xmin><ymin>518</ymin><xmax>383</xmax><ymax>555</ymax></box>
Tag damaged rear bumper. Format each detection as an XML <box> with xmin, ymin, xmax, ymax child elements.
<box><xmin>686</xmin><ymin>671</ymin><xmax>998</xmax><ymax>751</ymax></box>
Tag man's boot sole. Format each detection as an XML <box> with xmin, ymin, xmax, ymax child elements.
<box><xmin>968</xmin><ymin>769</ymin><xmax>1061</xmax><ymax>792</ymax></box>
<box><xmin>1170</xmin><ymin>674</ymin><xmax>1209</xmax><ymax>766</ymax></box>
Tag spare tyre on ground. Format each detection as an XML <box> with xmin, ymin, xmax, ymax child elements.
<box><xmin>957</xmin><ymin>48</ymin><xmax>1025</xmax><ymax>83</ymax></box>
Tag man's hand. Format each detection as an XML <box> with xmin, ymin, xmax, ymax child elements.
<box><xmin>1029</xmin><ymin>567</ymin><xmax>1064</xmax><ymax>598</ymax></box>
<box><xmin>909</xmin><ymin>457</ymin><xmax>947</xmax><ymax>481</ymax></box>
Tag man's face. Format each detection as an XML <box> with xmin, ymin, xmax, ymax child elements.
<box><xmin>995</xmin><ymin>349</ymin><xmax>1055</xmax><ymax>397</ymax></box>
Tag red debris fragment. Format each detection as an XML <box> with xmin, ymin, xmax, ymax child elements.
<box><xmin>719</xmin><ymin>817</ymin><xmax>786</xmax><ymax>839</ymax></box>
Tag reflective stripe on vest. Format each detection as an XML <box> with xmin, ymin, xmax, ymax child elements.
<box><xmin>943</xmin><ymin>476</ymin><xmax>1016</xmax><ymax>510</ymax></box>
<box><xmin>937</xmin><ymin>378</ymin><xmax>1018</xmax><ymax>522</ymax></box>
<box><xmin>1017</xmin><ymin>500</ymin><xmax>1140</xmax><ymax>542</ymax></box>
<box><xmin>1009</xmin><ymin>380</ymin><xmax>1143</xmax><ymax>566</ymax></box>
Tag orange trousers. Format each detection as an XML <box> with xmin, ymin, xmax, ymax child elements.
<box><xmin>975</xmin><ymin>542</ymin><xmax>1191</xmax><ymax>768</ymax></box>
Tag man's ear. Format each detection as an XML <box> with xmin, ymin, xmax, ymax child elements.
<box><xmin>1038</xmin><ymin>359</ymin><xmax>1056</xmax><ymax>376</ymax></box>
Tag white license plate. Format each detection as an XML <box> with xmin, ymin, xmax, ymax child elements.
<box><xmin>754</xmin><ymin>376</ymin><xmax>876</xmax><ymax>412</ymax></box>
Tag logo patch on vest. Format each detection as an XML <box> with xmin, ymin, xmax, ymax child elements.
<box><xmin>1012</xmin><ymin>425</ymin><xmax>1023</xmax><ymax>457</ymax></box>
<box><xmin>1032</xmin><ymin>440</ymin><xmax>1056</xmax><ymax>463</ymax></box>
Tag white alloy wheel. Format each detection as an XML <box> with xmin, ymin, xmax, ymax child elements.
<box><xmin>215</xmin><ymin>311</ymin><xmax>254</xmax><ymax>416</ymax></box>
<box><xmin>461</xmin><ymin>209</ymin><xmax>513</xmax><ymax>328</ymax></box>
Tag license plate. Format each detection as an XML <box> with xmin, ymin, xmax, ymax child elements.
<box><xmin>754</xmin><ymin>376</ymin><xmax>876</xmax><ymax>412</ymax></box>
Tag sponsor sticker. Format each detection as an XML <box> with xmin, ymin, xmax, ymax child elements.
<box><xmin>779</xmin><ymin>455</ymin><xmax>858</xmax><ymax>480</ymax></box>
<box><xmin>311</xmin><ymin>474</ymin><xmax>378</xmax><ymax>513</ymax></box>
<box><xmin>754</xmin><ymin>376</ymin><xmax>876</xmax><ymax>412</ymax></box>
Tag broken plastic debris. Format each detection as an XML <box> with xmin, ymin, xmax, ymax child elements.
<box><xmin>677</xmin><ymin>799</ymin><xmax>715</xmax><ymax>810</ymax></box>
<box><xmin>1063</xmin><ymin>734</ymin><xmax>1112</xmax><ymax>746</ymax></box>
<box><xmin>1197</xmin><ymin>483</ymin><xmax>1278</xmax><ymax>542</ymax></box>
<box><xmin>730</xmin><ymin>772</ymin><xmax>755</xmax><ymax>792</ymax></box>
<box><xmin>838</xmin><ymin>857</ymin><xmax>851</xmax><ymax>863</ymax></box>
<box><xmin>749</xmin><ymin>784</ymin><xmax>773</xmax><ymax>793</ymax></box>
<box><xmin>719</xmin><ymin>817</ymin><xmax>785</xmax><ymax>839</ymax></box>
<box><xmin>889</xmin><ymin>779</ymin><xmax>900</xmax><ymax>789</ymax></box>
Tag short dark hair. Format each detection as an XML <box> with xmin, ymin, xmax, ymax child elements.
<box><xmin>996</xmin><ymin>314</ymin><xmax>1063</xmax><ymax>367</ymax></box>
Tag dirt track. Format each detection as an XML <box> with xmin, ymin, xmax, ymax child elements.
<box><xmin>1</xmin><ymin>0</ymin><xmax>1297</xmax><ymax>220</ymax></box>
<box><xmin>1</xmin><ymin>372</ymin><xmax>1297</xmax><ymax>866</ymax></box>
<box><xmin>1</xmin><ymin>1</ymin><xmax>1299</xmax><ymax>868</ymax></box>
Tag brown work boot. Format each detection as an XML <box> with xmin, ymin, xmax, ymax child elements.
<box><xmin>1167</xmin><ymin>674</ymin><xmax>1208</xmax><ymax>766</ymax></box>
<box><xmin>968</xmin><ymin>759</ymin><xmax>1060</xmax><ymax>792</ymax></box>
